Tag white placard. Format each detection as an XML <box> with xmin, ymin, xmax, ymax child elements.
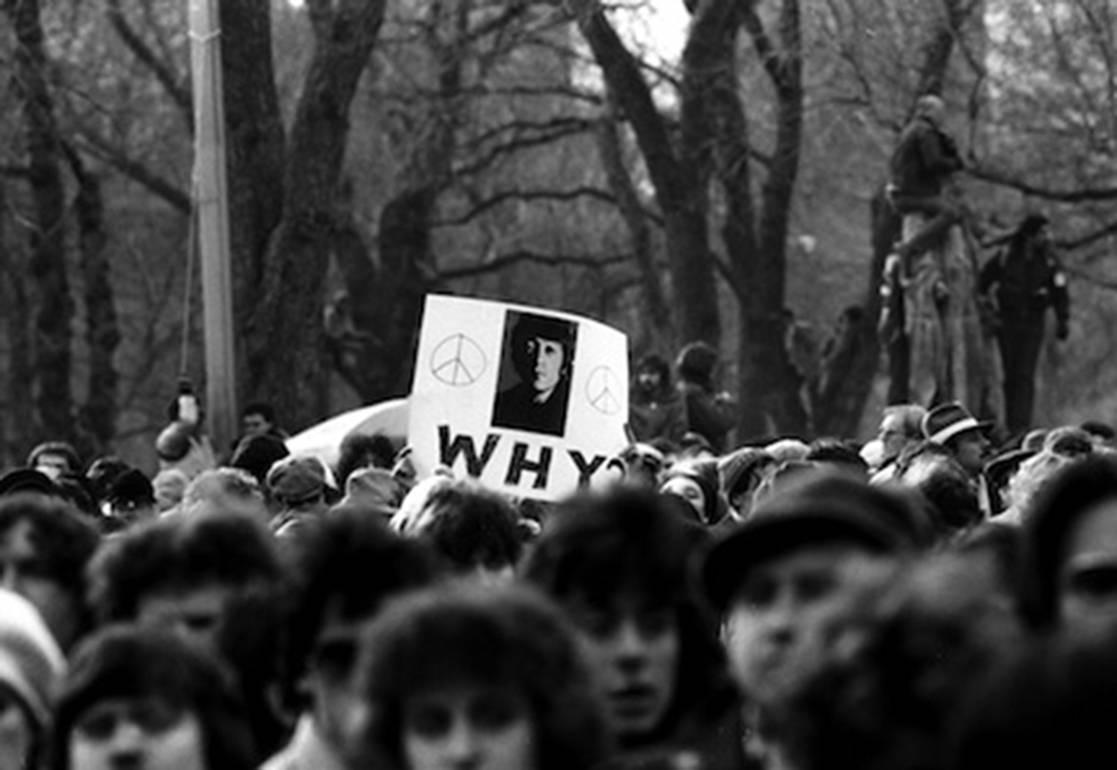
<box><xmin>408</xmin><ymin>295</ymin><xmax>629</xmax><ymax>501</ymax></box>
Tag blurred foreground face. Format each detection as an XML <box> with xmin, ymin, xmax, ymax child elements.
<box><xmin>401</xmin><ymin>685</ymin><xmax>536</xmax><ymax>770</ymax></box>
<box><xmin>569</xmin><ymin>592</ymin><xmax>678</xmax><ymax>742</ymax></box>
<box><xmin>722</xmin><ymin>545</ymin><xmax>868</xmax><ymax>700</ymax></box>
<box><xmin>0</xmin><ymin>519</ymin><xmax>81</xmax><ymax>649</ymax></box>
<box><xmin>1059</xmin><ymin>498</ymin><xmax>1117</xmax><ymax>631</ymax></box>
<box><xmin>68</xmin><ymin>697</ymin><xmax>205</xmax><ymax>770</ymax></box>
<box><xmin>135</xmin><ymin>584</ymin><xmax>231</xmax><ymax>649</ymax></box>
<box><xmin>0</xmin><ymin>686</ymin><xmax>34</xmax><ymax>770</ymax></box>
<box><xmin>307</xmin><ymin>606</ymin><xmax>365</xmax><ymax>751</ymax></box>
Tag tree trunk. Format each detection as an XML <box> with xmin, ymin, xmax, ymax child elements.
<box><xmin>66</xmin><ymin>146</ymin><xmax>120</xmax><ymax>456</ymax></box>
<box><xmin>0</xmin><ymin>179</ymin><xmax>34</xmax><ymax>464</ymax></box>
<box><xmin>731</xmin><ymin>0</ymin><xmax>807</xmax><ymax>437</ymax></box>
<box><xmin>567</xmin><ymin>0</ymin><xmax>720</xmax><ymax>346</ymax></box>
<box><xmin>219</xmin><ymin>0</ymin><xmax>286</xmax><ymax>357</ymax></box>
<box><xmin>6</xmin><ymin>0</ymin><xmax>74</xmax><ymax>443</ymax></box>
<box><xmin>246</xmin><ymin>0</ymin><xmax>388</xmax><ymax>429</ymax></box>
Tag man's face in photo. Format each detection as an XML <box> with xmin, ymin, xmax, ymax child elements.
<box><xmin>527</xmin><ymin>336</ymin><xmax>564</xmax><ymax>397</ymax></box>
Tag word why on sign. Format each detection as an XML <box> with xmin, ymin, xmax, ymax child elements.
<box><xmin>438</xmin><ymin>426</ymin><xmax>623</xmax><ymax>489</ymax></box>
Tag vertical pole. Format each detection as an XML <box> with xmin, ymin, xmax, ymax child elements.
<box><xmin>189</xmin><ymin>0</ymin><xmax>237</xmax><ymax>452</ymax></box>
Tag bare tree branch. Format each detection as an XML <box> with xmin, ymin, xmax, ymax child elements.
<box><xmin>72</xmin><ymin>129</ymin><xmax>190</xmax><ymax>213</ymax></box>
<box><xmin>438</xmin><ymin>249</ymin><xmax>629</xmax><ymax>280</ymax></box>
<box><xmin>106</xmin><ymin>0</ymin><xmax>192</xmax><ymax>130</ymax></box>
<box><xmin>967</xmin><ymin>163</ymin><xmax>1117</xmax><ymax>202</ymax></box>
<box><xmin>435</xmin><ymin>186</ymin><xmax>622</xmax><ymax>227</ymax></box>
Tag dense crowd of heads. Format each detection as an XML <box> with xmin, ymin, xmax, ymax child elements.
<box><xmin>2</xmin><ymin>390</ymin><xmax>1117</xmax><ymax>770</ymax></box>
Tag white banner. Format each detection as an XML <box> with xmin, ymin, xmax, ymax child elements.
<box><xmin>408</xmin><ymin>295</ymin><xmax>629</xmax><ymax>501</ymax></box>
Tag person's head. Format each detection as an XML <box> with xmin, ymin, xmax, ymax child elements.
<box><xmin>914</xmin><ymin>93</ymin><xmax>946</xmax><ymax>124</ymax></box>
<box><xmin>104</xmin><ymin>470</ymin><xmax>157</xmax><ymax>528</ymax></box>
<box><xmin>1018</xmin><ymin>455</ymin><xmax>1117</xmax><ymax>632</ymax></box>
<box><xmin>283</xmin><ymin>507</ymin><xmax>440</xmax><ymax>750</ymax></box>
<box><xmin>179</xmin><ymin>468</ymin><xmax>268</xmax><ymax>522</ymax></box>
<box><xmin>921</xmin><ymin>403</ymin><xmax>992</xmax><ymax>476</ymax></box>
<box><xmin>350</xmin><ymin>583</ymin><xmax>609</xmax><ymax>770</ymax></box>
<box><xmin>0</xmin><ymin>494</ymin><xmax>99</xmax><ymax>651</ymax></box>
<box><xmin>718</xmin><ymin>448</ymin><xmax>776</xmax><ymax>519</ymax></box>
<box><xmin>51</xmin><ymin>626</ymin><xmax>255</xmax><ymax>770</ymax></box>
<box><xmin>228</xmin><ymin>435</ymin><xmax>289</xmax><ymax>487</ymax></box>
<box><xmin>509</xmin><ymin>314</ymin><xmax>576</xmax><ymax>398</ymax></box>
<box><xmin>805</xmin><ymin>439</ymin><xmax>870</xmax><ymax>479</ymax></box>
<box><xmin>265</xmin><ymin>456</ymin><xmax>329</xmax><ymax>513</ymax></box>
<box><xmin>659</xmin><ymin>459</ymin><xmax>725</xmax><ymax>525</ymax></box>
<box><xmin>759</xmin><ymin>553</ymin><xmax>1019</xmax><ymax>770</ymax></box>
<box><xmin>674</xmin><ymin>341</ymin><xmax>719</xmax><ymax>389</ymax></box>
<box><xmin>878</xmin><ymin>404</ymin><xmax>928</xmax><ymax>464</ymax></box>
<box><xmin>1014</xmin><ymin>211</ymin><xmax>1050</xmax><ymax>247</ymax></box>
<box><xmin>151</xmin><ymin>470</ymin><xmax>189</xmax><ymax>514</ymax></box>
<box><xmin>405</xmin><ymin>481</ymin><xmax>524</xmax><ymax>582</ymax></box>
<box><xmin>340</xmin><ymin>467</ymin><xmax>405</xmax><ymax>512</ymax></box>
<box><xmin>703</xmin><ymin>472</ymin><xmax>917</xmax><ymax>701</ymax></box>
<box><xmin>0</xmin><ymin>588</ymin><xmax>66</xmax><ymax>770</ymax></box>
<box><xmin>633</xmin><ymin>354</ymin><xmax>670</xmax><ymax>396</ymax></box>
<box><xmin>26</xmin><ymin>443</ymin><xmax>81</xmax><ymax>482</ymax></box>
<box><xmin>523</xmin><ymin>488</ymin><xmax>727</xmax><ymax>747</ymax></box>
<box><xmin>83</xmin><ymin>458</ymin><xmax>131</xmax><ymax>506</ymax></box>
<box><xmin>87</xmin><ymin>511</ymin><xmax>283</xmax><ymax>649</ymax></box>
<box><xmin>336</xmin><ymin>433</ymin><xmax>398</xmax><ymax>487</ymax></box>
<box><xmin>240</xmin><ymin>402</ymin><xmax>276</xmax><ymax>438</ymax></box>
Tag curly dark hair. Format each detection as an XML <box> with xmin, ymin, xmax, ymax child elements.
<box><xmin>350</xmin><ymin>583</ymin><xmax>610</xmax><ymax>770</ymax></box>
<box><xmin>86</xmin><ymin>510</ymin><xmax>282</xmax><ymax>624</ymax></box>
<box><xmin>0</xmin><ymin>493</ymin><xmax>99</xmax><ymax>603</ymax></box>
<box><xmin>50</xmin><ymin>625</ymin><xmax>256</xmax><ymax>770</ymax></box>
<box><xmin>411</xmin><ymin>480</ymin><xmax>524</xmax><ymax>572</ymax></box>
<box><xmin>521</xmin><ymin>487</ymin><xmax>735</xmax><ymax>738</ymax></box>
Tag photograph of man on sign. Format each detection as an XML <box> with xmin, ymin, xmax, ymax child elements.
<box><xmin>491</xmin><ymin>311</ymin><xmax>578</xmax><ymax>436</ymax></box>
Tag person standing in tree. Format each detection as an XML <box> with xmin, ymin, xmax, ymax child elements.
<box><xmin>979</xmin><ymin>213</ymin><xmax>1070</xmax><ymax>434</ymax></box>
<box><xmin>887</xmin><ymin>94</ymin><xmax>965</xmax><ymax>270</ymax></box>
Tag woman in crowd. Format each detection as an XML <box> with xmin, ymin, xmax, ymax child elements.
<box><xmin>50</xmin><ymin>625</ymin><xmax>256</xmax><ymax>770</ymax></box>
<box><xmin>348</xmin><ymin>582</ymin><xmax>609</xmax><ymax>770</ymax></box>
<box><xmin>522</xmin><ymin>488</ymin><xmax>745</xmax><ymax>770</ymax></box>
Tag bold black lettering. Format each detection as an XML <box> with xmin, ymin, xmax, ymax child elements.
<box><xmin>506</xmin><ymin>443</ymin><xmax>553</xmax><ymax>490</ymax></box>
<box><xmin>568</xmin><ymin>450</ymin><xmax>606</xmax><ymax>487</ymax></box>
<box><xmin>438</xmin><ymin>426</ymin><xmax>500</xmax><ymax>477</ymax></box>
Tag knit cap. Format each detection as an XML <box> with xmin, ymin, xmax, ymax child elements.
<box><xmin>0</xmin><ymin>588</ymin><xmax>66</xmax><ymax>728</ymax></box>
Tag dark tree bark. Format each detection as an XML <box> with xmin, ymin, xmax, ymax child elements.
<box><xmin>246</xmin><ymin>0</ymin><xmax>388</xmax><ymax>429</ymax></box>
<box><xmin>725</xmin><ymin>0</ymin><xmax>808</xmax><ymax>437</ymax></box>
<box><xmin>567</xmin><ymin>0</ymin><xmax>721</xmax><ymax>346</ymax></box>
<box><xmin>595</xmin><ymin>97</ymin><xmax>674</xmax><ymax>351</ymax></box>
<box><xmin>0</xmin><ymin>180</ymin><xmax>35</xmax><ymax>463</ymax></box>
<box><xmin>65</xmin><ymin>146</ymin><xmax>121</xmax><ymax>456</ymax></box>
<box><xmin>219</xmin><ymin>0</ymin><xmax>286</xmax><ymax>345</ymax></box>
<box><xmin>5</xmin><ymin>0</ymin><xmax>75</xmax><ymax>443</ymax></box>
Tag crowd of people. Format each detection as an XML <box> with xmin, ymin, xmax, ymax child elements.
<box><xmin>2</xmin><ymin>354</ymin><xmax>1117</xmax><ymax>770</ymax></box>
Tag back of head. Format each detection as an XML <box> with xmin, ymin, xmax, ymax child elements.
<box><xmin>408</xmin><ymin>480</ymin><xmax>524</xmax><ymax>573</ymax></box>
<box><xmin>336</xmin><ymin>433</ymin><xmax>397</xmax><ymax>487</ymax></box>
<box><xmin>88</xmin><ymin>510</ymin><xmax>281</xmax><ymax>624</ymax></box>
<box><xmin>181</xmin><ymin>467</ymin><xmax>267</xmax><ymax>519</ymax></box>
<box><xmin>0</xmin><ymin>493</ymin><xmax>100</xmax><ymax>602</ymax></box>
<box><xmin>52</xmin><ymin>625</ymin><xmax>255</xmax><ymax>770</ymax></box>
<box><xmin>806</xmin><ymin>439</ymin><xmax>870</xmax><ymax>479</ymax></box>
<box><xmin>229</xmin><ymin>435</ymin><xmax>290</xmax><ymax>485</ymax></box>
<box><xmin>354</xmin><ymin>583</ymin><xmax>609</xmax><ymax>770</ymax></box>
<box><xmin>282</xmin><ymin>506</ymin><xmax>440</xmax><ymax>710</ymax></box>
<box><xmin>674</xmin><ymin>341</ymin><xmax>718</xmax><ymax>386</ymax></box>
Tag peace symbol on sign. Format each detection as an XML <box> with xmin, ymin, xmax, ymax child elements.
<box><xmin>585</xmin><ymin>366</ymin><xmax>622</xmax><ymax>415</ymax></box>
<box><xmin>430</xmin><ymin>334</ymin><xmax>487</xmax><ymax>387</ymax></box>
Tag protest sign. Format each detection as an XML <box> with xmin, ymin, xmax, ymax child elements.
<box><xmin>409</xmin><ymin>295</ymin><xmax>629</xmax><ymax>500</ymax></box>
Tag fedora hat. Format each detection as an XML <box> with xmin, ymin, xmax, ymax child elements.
<box><xmin>922</xmin><ymin>402</ymin><xmax>993</xmax><ymax>445</ymax></box>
